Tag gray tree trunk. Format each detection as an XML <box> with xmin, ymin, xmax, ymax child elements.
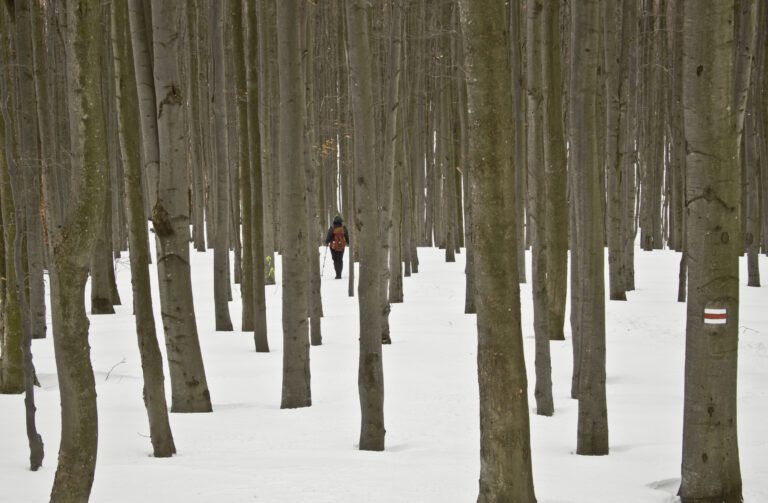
<box><xmin>45</xmin><ymin>1</ymin><xmax>108</xmax><ymax>497</ymax></box>
<box><xmin>458</xmin><ymin>0</ymin><xmax>537</xmax><ymax>500</ymax></box>
<box><xmin>526</xmin><ymin>0</ymin><xmax>554</xmax><ymax>417</ymax></box>
<box><xmin>570</xmin><ymin>0</ymin><xmax>609</xmax><ymax>456</ymax></box>
<box><xmin>604</xmin><ymin>0</ymin><xmax>626</xmax><ymax>301</ymax></box>
<box><xmin>150</xmin><ymin>0</ymin><xmax>213</xmax><ymax>413</ymax></box>
<box><xmin>246</xmin><ymin>0</ymin><xmax>269</xmax><ymax>352</ymax></box>
<box><xmin>111</xmin><ymin>0</ymin><xmax>176</xmax><ymax>457</ymax></box>
<box><xmin>680</xmin><ymin>1</ymin><xmax>748</xmax><ymax>500</ymax></box>
<box><xmin>211</xmin><ymin>0</ymin><xmax>234</xmax><ymax>332</ymax></box>
<box><xmin>541</xmin><ymin>0</ymin><xmax>568</xmax><ymax>341</ymax></box>
<box><xmin>345</xmin><ymin>0</ymin><xmax>386</xmax><ymax>451</ymax></box>
<box><xmin>277</xmin><ymin>0</ymin><xmax>311</xmax><ymax>409</ymax></box>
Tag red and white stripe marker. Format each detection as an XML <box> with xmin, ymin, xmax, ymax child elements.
<box><xmin>704</xmin><ymin>307</ymin><xmax>727</xmax><ymax>325</ymax></box>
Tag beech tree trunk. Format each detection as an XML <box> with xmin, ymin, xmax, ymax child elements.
<box><xmin>346</xmin><ymin>0</ymin><xmax>385</xmax><ymax>452</ymax></box>
<box><xmin>277</xmin><ymin>0</ymin><xmax>311</xmax><ymax>409</ymax></box>
<box><xmin>458</xmin><ymin>0</ymin><xmax>537</xmax><ymax>500</ymax></box>
<box><xmin>211</xmin><ymin>0</ymin><xmax>234</xmax><ymax>332</ymax></box>
<box><xmin>570</xmin><ymin>0</ymin><xmax>609</xmax><ymax>456</ymax></box>
<box><xmin>526</xmin><ymin>0</ymin><xmax>554</xmax><ymax>417</ymax></box>
<box><xmin>111</xmin><ymin>0</ymin><xmax>176</xmax><ymax>457</ymax></box>
<box><xmin>150</xmin><ymin>0</ymin><xmax>213</xmax><ymax>413</ymax></box>
<box><xmin>679</xmin><ymin>1</ymin><xmax>750</xmax><ymax>500</ymax></box>
<box><xmin>45</xmin><ymin>1</ymin><xmax>108</xmax><ymax>497</ymax></box>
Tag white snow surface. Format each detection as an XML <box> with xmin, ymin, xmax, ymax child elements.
<box><xmin>1</xmin><ymin>245</ymin><xmax>767</xmax><ymax>502</ymax></box>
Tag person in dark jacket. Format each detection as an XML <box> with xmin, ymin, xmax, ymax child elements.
<box><xmin>325</xmin><ymin>215</ymin><xmax>349</xmax><ymax>279</ymax></box>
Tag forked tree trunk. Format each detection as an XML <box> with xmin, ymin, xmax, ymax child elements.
<box><xmin>345</xmin><ymin>0</ymin><xmax>385</xmax><ymax>451</ymax></box>
<box><xmin>277</xmin><ymin>0</ymin><xmax>311</xmax><ymax>409</ymax></box>
<box><xmin>679</xmin><ymin>2</ymin><xmax>751</xmax><ymax>501</ymax></box>
<box><xmin>458</xmin><ymin>0</ymin><xmax>536</xmax><ymax>500</ymax></box>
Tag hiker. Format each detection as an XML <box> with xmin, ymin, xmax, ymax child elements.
<box><xmin>325</xmin><ymin>215</ymin><xmax>349</xmax><ymax>279</ymax></box>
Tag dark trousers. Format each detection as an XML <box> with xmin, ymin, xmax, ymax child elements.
<box><xmin>331</xmin><ymin>250</ymin><xmax>344</xmax><ymax>278</ymax></box>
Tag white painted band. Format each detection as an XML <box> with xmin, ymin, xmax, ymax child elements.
<box><xmin>704</xmin><ymin>318</ymin><xmax>727</xmax><ymax>325</ymax></box>
<box><xmin>704</xmin><ymin>308</ymin><xmax>727</xmax><ymax>315</ymax></box>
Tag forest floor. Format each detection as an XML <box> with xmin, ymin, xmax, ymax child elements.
<box><xmin>0</xmin><ymin>245</ymin><xmax>766</xmax><ymax>502</ymax></box>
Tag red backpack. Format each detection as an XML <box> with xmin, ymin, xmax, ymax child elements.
<box><xmin>331</xmin><ymin>226</ymin><xmax>346</xmax><ymax>252</ymax></box>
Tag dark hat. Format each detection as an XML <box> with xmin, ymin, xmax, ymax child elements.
<box><xmin>333</xmin><ymin>215</ymin><xmax>342</xmax><ymax>225</ymax></box>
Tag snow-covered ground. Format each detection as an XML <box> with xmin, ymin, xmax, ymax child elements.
<box><xmin>1</xmin><ymin>245</ymin><xmax>766</xmax><ymax>502</ymax></box>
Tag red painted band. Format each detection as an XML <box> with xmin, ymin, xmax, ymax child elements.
<box><xmin>704</xmin><ymin>313</ymin><xmax>727</xmax><ymax>320</ymax></box>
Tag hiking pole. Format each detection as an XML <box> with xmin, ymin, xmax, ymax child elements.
<box><xmin>321</xmin><ymin>245</ymin><xmax>328</xmax><ymax>277</ymax></box>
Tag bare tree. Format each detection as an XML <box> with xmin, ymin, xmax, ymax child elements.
<box><xmin>679</xmin><ymin>1</ymin><xmax>754</xmax><ymax>500</ymax></box>
<box><xmin>150</xmin><ymin>0</ymin><xmax>213</xmax><ymax>412</ymax></box>
<box><xmin>458</xmin><ymin>0</ymin><xmax>536</xmax><ymax>500</ymax></box>
<box><xmin>345</xmin><ymin>0</ymin><xmax>386</xmax><ymax>451</ymax></box>
<box><xmin>277</xmin><ymin>0</ymin><xmax>311</xmax><ymax>409</ymax></box>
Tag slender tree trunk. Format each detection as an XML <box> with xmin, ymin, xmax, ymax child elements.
<box><xmin>1</xmin><ymin>25</ymin><xmax>45</xmax><ymax>466</ymax></box>
<box><xmin>277</xmin><ymin>0</ymin><xmax>311</xmax><ymax>409</ymax></box>
<box><xmin>604</xmin><ymin>0</ymin><xmax>627</xmax><ymax>301</ymax></box>
<box><xmin>679</xmin><ymin>2</ymin><xmax>749</xmax><ymax>500</ymax></box>
<box><xmin>211</xmin><ymin>0</ymin><xmax>234</xmax><ymax>331</ymax></box>
<box><xmin>570</xmin><ymin>0</ymin><xmax>609</xmax><ymax>456</ymax></box>
<box><xmin>150</xmin><ymin>0</ymin><xmax>213</xmax><ymax>413</ymax></box>
<box><xmin>111</xmin><ymin>0</ymin><xmax>176</xmax><ymax>457</ymax></box>
<box><xmin>0</xmin><ymin>21</ymin><xmax>24</xmax><ymax>395</ymax></box>
<box><xmin>526</xmin><ymin>0</ymin><xmax>554</xmax><ymax>417</ymax></box>
<box><xmin>246</xmin><ymin>0</ymin><xmax>269</xmax><ymax>352</ymax></box>
<box><xmin>11</xmin><ymin>0</ymin><xmax>47</xmax><ymax>341</ymax></box>
<box><xmin>510</xmin><ymin>0</ymin><xmax>527</xmax><ymax>284</ymax></box>
<box><xmin>302</xmin><ymin>2</ymin><xmax>324</xmax><ymax>346</ymax></box>
<box><xmin>346</xmin><ymin>0</ymin><xmax>385</xmax><ymax>451</ymax></box>
<box><xmin>541</xmin><ymin>0</ymin><xmax>568</xmax><ymax>341</ymax></box>
<box><xmin>459</xmin><ymin>0</ymin><xmax>537</xmax><ymax>500</ymax></box>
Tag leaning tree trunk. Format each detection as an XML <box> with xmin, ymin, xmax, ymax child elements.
<box><xmin>570</xmin><ymin>0</ymin><xmax>609</xmax><ymax>456</ymax></box>
<box><xmin>458</xmin><ymin>0</ymin><xmax>537</xmax><ymax>500</ymax></box>
<box><xmin>346</xmin><ymin>0</ymin><xmax>385</xmax><ymax>452</ymax></box>
<box><xmin>111</xmin><ymin>0</ymin><xmax>176</xmax><ymax>457</ymax></box>
<box><xmin>45</xmin><ymin>1</ymin><xmax>108</xmax><ymax>498</ymax></box>
<box><xmin>150</xmin><ymin>0</ymin><xmax>213</xmax><ymax>413</ymax></box>
<box><xmin>277</xmin><ymin>0</ymin><xmax>312</xmax><ymax>409</ymax></box>
<box><xmin>679</xmin><ymin>1</ymin><xmax>752</xmax><ymax>501</ymax></box>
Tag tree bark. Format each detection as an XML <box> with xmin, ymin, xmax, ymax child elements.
<box><xmin>346</xmin><ymin>0</ymin><xmax>385</xmax><ymax>451</ymax></box>
<box><xmin>277</xmin><ymin>0</ymin><xmax>311</xmax><ymax>409</ymax></box>
<box><xmin>570</xmin><ymin>0</ymin><xmax>609</xmax><ymax>456</ymax></box>
<box><xmin>458</xmin><ymin>0</ymin><xmax>537</xmax><ymax>500</ymax></box>
<box><xmin>111</xmin><ymin>0</ymin><xmax>176</xmax><ymax>457</ymax></box>
<box><xmin>44</xmin><ymin>1</ymin><xmax>108</xmax><ymax>497</ymax></box>
<box><xmin>526</xmin><ymin>0</ymin><xmax>554</xmax><ymax>417</ymax></box>
<box><xmin>246</xmin><ymin>0</ymin><xmax>269</xmax><ymax>352</ymax></box>
<box><xmin>541</xmin><ymin>0</ymin><xmax>568</xmax><ymax>341</ymax></box>
<box><xmin>150</xmin><ymin>0</ymin><xmax>213</xmax><ymax>413</ymax></box>
<box><xmin>211</xmin><ymin>0</ymin><xmax>234</xmax><ymax>332</ymax></box>
<box><xmin>679</xmin><ymin>2</ymin><xmax>747</xmax><ymax>500</ymax></box>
